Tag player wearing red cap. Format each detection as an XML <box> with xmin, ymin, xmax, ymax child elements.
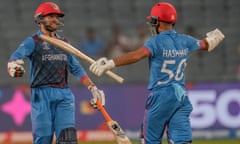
<box><xmin>7</xmin><ymin>2</ymin><xmax>105</xmax><ymax>144</ymax></box>
<box><xmin>89</xmin><ymin>2</ymin><xmax>225</xmax><ymax>144</ymax></box>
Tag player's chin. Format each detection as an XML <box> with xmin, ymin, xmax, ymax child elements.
<box><xmin>47</xmin><ymin>25</ymin><xmax>58</xmax><ymax>32</ymax></box>
<box><xmin>51</xmin><ymin>24</ymin><xmax>59</xmax><ymax>30</ymax></box>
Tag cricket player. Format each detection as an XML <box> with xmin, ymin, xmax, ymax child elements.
<box><xmin>7</xmin><ymin>2</ymin><xmax>105</xmax><ymax>144</ymax></box>
<box><xmin>89</xmin><ymin>2</ymin><xmax>225</xmax><ymax>144</ymax></box>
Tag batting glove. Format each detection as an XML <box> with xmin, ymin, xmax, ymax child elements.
<box><xmin>88</xmin><ymin>85</ymin><xmax>105</xmax><ymax>109</ymax></box>
<box><xmin>89</xmin><ymin>57</ymin><xmax>115</xmax><ymax>76</ymax></box>
<box><xmin>7</xmin><ymin>59</ymin><xmax>25</xmax><ymax>78</ymax></box>
<box><xmin>205</xmin><ymin>28</ymin><xmax>225</xmax><ymax>52</ymax></box>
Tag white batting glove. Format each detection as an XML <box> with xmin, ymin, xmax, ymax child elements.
<box><xmin>88</xmin><ymin>85</ymin><xmax>105</xmax><ymax>109</ymax></box>
<box><xmin>89</xmin><ymin>57</ymin><xmax>115</xmax><ymax>76</ymax></box>
<box><xmin>7</xmin><ymin>59</ymin><xmax>25</xmax><ymax>78</ymax></box>
<box><xmin>205</xmin><ymin>28</ymin><xmax>225</xmax><ymax>52</ymax></box>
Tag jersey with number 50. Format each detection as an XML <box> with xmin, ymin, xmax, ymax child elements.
<box><xmin>144</xmin><ymin>30</ymin><xmax>200</xmax><ymax>90</ymax></box>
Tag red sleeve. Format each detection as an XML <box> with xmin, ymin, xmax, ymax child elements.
<box><xmin>199</xmin><ymin>40</ymin><xmax>208</xmax><ymax>50</ymax></box>
<box><xmin>142</xmin><ymin>47</ymin><xmax>151</xmax><ymax>56</ymax></box>
<box><xmin>79</xmin><ymin>75</ymin><xmax>89</xmax><ymax>83</ymax></box>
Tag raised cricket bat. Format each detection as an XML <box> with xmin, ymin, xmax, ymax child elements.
<box><xmin>39</xmin><ymin>34</ymin><xmax>124</xmax><ymax>84</ymax></box>
<box><xmin>96</xmin><ymin>100</ymin><xmax>132</xmax><ymax>144</ymax></box>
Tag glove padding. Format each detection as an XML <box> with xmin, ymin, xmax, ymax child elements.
<box><xmin>89</xmin><ymin>57</ymin><xmax>115</xmax><ymax>76</ymax></box>
<box><xmin>7</xmin><ymin>59</ymin><xmax>25</xmax><ymax>78</ymax></box>
<box><xmin>89</xmin><ymin>85</ymin><xmax>105</xmax><ymax>109</ymax></box>
<box><xmin>205</xmin><ymin>28</ymin><xmax>225</xmax><ymax>52</ymax></box>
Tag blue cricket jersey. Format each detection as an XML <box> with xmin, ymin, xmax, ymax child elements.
<box><xmin>144</xmin><ymin>30</ymin><xmax>200</xmax><ymax>90</ymax></box>
<box><xmin>9</xmin><ymin>30</ymin><xmax>87</xmax><ymax>88</ymax></box>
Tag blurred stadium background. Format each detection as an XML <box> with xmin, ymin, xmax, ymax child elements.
<box><xmin>0</xmin><ymin>0</ymin><xmax>239</xmax><ymax>143</ymax></box>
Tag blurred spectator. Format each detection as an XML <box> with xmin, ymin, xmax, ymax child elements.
<box><xmin>104</xmin><ymin>24</ymin><xmax>131</xmax><ymax>58</ymax></box>
<box><xmin>184</xmin><ymin>25</ymin><xmax>197</xmax><ymax>37</ymax></box>
<box><xmin>131</xmin><ymin>25</ymin><xmax>151</xmax><ymax>50</ymax></box>
<box><xmin>79</xmin><ymin>27</ymin><xmax>105</xmax><ymax>58</ymax></box>
<box><xmin>236</xmin><ymin>66</ymin><xmax>240</xmax><ymax>80</ymax></box>
<box><xmin>184</xmin><ymin>25</ymin><xmax>204</xmax><ymax>82</ymax></box>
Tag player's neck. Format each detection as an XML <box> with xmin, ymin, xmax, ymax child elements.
<box><xmin>158</xmin><ymin>22</ymin><xmax>173</xmax><ymax>33</ymax></box>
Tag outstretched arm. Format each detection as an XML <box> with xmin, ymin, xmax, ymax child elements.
<box><xmin>113</xmin><ymin>47</ymin><xmax>150</xmax><ymax>66</ymax></box>
<box><xmin>89</xmin><ymin>47</ymin><xmax>150</xmax><ymax>76</ymax></box>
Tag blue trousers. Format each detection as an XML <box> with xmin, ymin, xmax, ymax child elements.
<box><xmin>143</xmin><ymin>85</ymin><xmax>193</xmax><ymax>144</ymax></box>
<box><xmin>31</xmin><ymin>87</ymin><xmax>75</xmax><ymax>144</ymax></box>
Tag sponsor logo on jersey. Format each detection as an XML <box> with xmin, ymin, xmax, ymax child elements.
<box><xmin>42</xmin><ymin>54</ymin><xmax>67</xmax><ymax>61</ymax></box>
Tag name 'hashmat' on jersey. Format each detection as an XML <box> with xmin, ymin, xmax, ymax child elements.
<box><xmin>162</xmin><ymin>48</ymin><xmax>188</xmax><ymax>58</ymax></box>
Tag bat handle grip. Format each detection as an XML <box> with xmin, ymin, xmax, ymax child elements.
<box><xmin>96</xmin><ymin>100</ymin><xmax>112</xmax><ymax>122</ymax></box>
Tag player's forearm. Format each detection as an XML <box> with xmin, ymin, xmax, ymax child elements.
<box><xmin>80</xmin><ymin>75</ymin><xmax>95</xmax><ymax>88</ymax></box>
<box><xmin>113</xmin><ymin>47</ymin><xmax>149</xmax><ymax>66</ymax></box>
<box><xmin>113</xmin><ymin>54</ymin><xmax>139</xmax><ymax>66</ymax></box>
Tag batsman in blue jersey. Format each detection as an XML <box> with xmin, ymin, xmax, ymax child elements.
<box><xmin>89</xmin><ymin>2</ymin><xmax>225</xmax><ymax>144</ymax></box>
<box><xmin>7</xmin><ymin>2</ymin><xmax>105</xmax><ymax>144</ymax></box>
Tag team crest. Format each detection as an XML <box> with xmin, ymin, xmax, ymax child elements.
<box><xmin>42</xmin><ymin>42</ymin><xmax>51</xmax><ymax>50</ymax></box>
<box><xmin>51</xmin><ymin>3</ymin><xmax>59</xmax><ymax>10</ymax></box>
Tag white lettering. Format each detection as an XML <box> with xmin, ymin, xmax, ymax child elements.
<box><xmin>217</xmin><ymin>89</ymin><xmax>240</xmax><ymax>128</ymax></box>
<box><xmin>42</xmin><ymin>54</ymin><xmax>67</xmax><ymax>61</ymax></box>
<box><xmin>162</xmin><ymin>48</ymin><xmax>188</xmax><ymax>58</ymax></box>
<box><xmin>189</xmin><ymin>90</ymin><xmax>217</xmax><ymax>128</ymax></box>
<box><xmin>189</xmin><ymin>89</ymin><xmax>240</xmax><ymax>129</ymax></box>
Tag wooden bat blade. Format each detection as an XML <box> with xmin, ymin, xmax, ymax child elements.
<box><xmin>39</xmin><ymin>34</ymin><xmax>124</xmax><ymax>83</ymax></box>
<box><xmin>96</xmin><ymin>100</ymin><xmax>132</xmax><ymax>144</ymax></box>
<box><xmin>107</xmin><ymin>121</ymin><xmax>132</xmax><ymax>144</ymax></box>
